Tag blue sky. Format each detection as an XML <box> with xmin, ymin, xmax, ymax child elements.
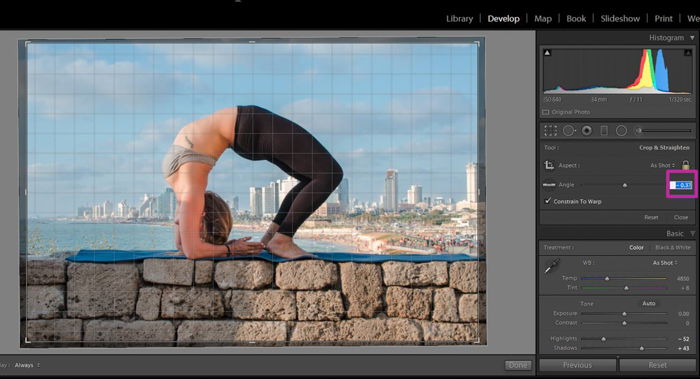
<box><xmin>27</xmin><ymin>42</ymin><xmax>479</xmax><ymax>217</ymax></box>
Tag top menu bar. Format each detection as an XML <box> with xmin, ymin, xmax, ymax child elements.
<box><xmin>444</xmin><ymin>12</ymin><xmax>700</xmax><ymax>28</ymax></box>
<box><xmin>4</xmin><ymin>4</ymin><xmax>700</xmax><ymax>29</ymax></box>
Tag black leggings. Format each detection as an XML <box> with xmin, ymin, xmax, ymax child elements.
<box><xmin>232</xmin><ymin>105</ymin><xmax>344</xmax><ymax>237</ymax></box>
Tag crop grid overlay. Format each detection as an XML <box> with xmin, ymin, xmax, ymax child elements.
<box><xmin>21</xmin><ymin>38</ymin><xmax>484</xmax><ymax>345</ymax></box>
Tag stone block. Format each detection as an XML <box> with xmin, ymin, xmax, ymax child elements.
<box><xmin>339</xmin><ymin>263</ymin><xmax>384</xmax><ymax>318</ymax></box>
<box><xmin>26</xmin><ymin>259</ymin><xmax>66</xmax><ymax>285</ymax></box>
<box><xmin>83</xmin><ymin>320</ymin><xmax>174</xmax><ymax>347</ymax></box>
<box><xmin>385</xmin><ymin>286</ymin><xmax>431</xmax><ymax>320</ymax></box>
<box><xmin>194</xmin><ymin>260</ymin><xmax>214</xmax><ymax>284</ymax></box>
<box><xmin>381</xmin><ymin>261</ymin><xmax>448</xmax><ymax>286</ymax></box>
<box><xmin>26</xmin><ymin>285</ymin><xmax>64</xmax><ymax>319</ymax></box>
<box><xmin>289</xmin><ymin>321</ymin><xmax>340</xmax><ymax>344</ymax></box>
<box><xmin>296</xmin><ymin>291</ymin><xmax>344</xmax><ymax>321</ymax></box>
<box><xmin>24</xmin><ymin>319</ymin><xmax>82</xmax><ymax>347</ymax></box>
<box><xmin>214</xmin><ymin>261</ymin><xmax>274</xmax><ymax>289</ymax></box>
<box><xmin>161</xmin><ymin>287</ymin><xmax>224</xmax><ymax>319</ymax></box>
<box><xmin>421</xmin><ymin>321</ymin><xmax>478</xmax><ymax>345</ymax></box>
<box><xmin>338</xmin><ymin>319</ymin><xmax>421</xmax><ymax>343</ymax></box>
<box><xmin>275</xmin><ymin>260</ymin><xmax>338</xmax><ymax>290</ymax></box>
<box><xmin>143</xmin><ymin>259</ymin><xmax>194</xmax><ymax>286</ymax></box>
<box><xmin>228</xmin><ymin>290</ymin><xmax>296</xmax><ymax>320</ymax></box>
<box><xmin>458</xmin><ymin>293</ymin><xmax>486</xmax><ymax>322</ymax></box>
<box><xmin>449</xmin><ymin>261</ymin><xmax>485</xmax><ymax>293</ymax></box>
<box><xmin>177</xmin><ymin>320</ymin><xmax>287</xmax><ymax>346</ymax></box>
<box><xmin>135</xmin><ymin>287</ymin><xmax>162</xmax><ymax>321</ymax></box>
<box><xmin>432</xmin><ymin>287</ymin><xmax>459</xmax><ymax>322</ymax></box>
<box><xmin>66</xmin><ymin>263</ymin><xmax>140</xmax><ymax>318</ymax></box>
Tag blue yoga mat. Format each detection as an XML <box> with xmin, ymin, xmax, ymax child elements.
<box><xmin>66</xmin><ymin>249</ymin><xmax>482</xmax><ymax>263</ymax></box>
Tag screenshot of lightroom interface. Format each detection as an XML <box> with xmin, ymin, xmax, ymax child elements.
<box><xmin>1</xmin><ymin>3</ymin><xmax>698</xmax><ymax>377</ymax></box>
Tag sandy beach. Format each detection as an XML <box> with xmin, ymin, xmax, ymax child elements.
<box><xmin>233</xmin><ymin>223</ymin><xmax>362</xmax><ymax>252</ymax></box>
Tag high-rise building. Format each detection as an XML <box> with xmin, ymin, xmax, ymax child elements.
<box><xmin>102</xmin><ymin>201</ymin><xmax>113</xmax><ymax>219</ymax></box>
<box><xmin>384</xmin><ymin>169</ymin><xmax>398</xmax><ymax>212</ymax></box>
<box><xmin>325</xmin><ymin>179</ymin><xmax>347</xmax><ymax>215</ymax></box>
<box><xmin>156</xmin><ymin>188</ymin><xmax>176</xmax><ymax>219</ymax></box>
<box><xmin>407</xmin><ymin>184</ymin><xmax>423</xmax><ymax>204</ymax></box>
<box><xmin>379</xmin><ymin>195</ymin><xmax>385</xmax><ymax>209</ymax></box>
<box><xmin>139</xmin><ymin>193</ymin><xmax>151</xmax><ymax>218</ymax></box>
<box><xmin>262</xmin><ymin>185</ymin><xmax>276</xmax><ymax>216</ymax></box>
<box><xmin>116</xmin><ymin>200</ymin><xmax>129</xmax><ymax>218</ymax></box>
<box><xmin>277</xmin><ymin>176</ymin><xmax>299</xmax><ymax>205</ymax></box>
<box><xmin>231</xmin><ymin>196</ymin><xmax>239</xmax><ymax>212</ymax></box>
<box><xmin>423</xmin><ymin>196</ymin><xmax>431</xmax><ymax>208</ymax></box>
<box><xmin>249</xmin><ymin>187</ymin><xmax>262</xmax><ymax>217</ymax></box>
<box><xmin>77</xmin><ymin>206</ymin><xmax>91</xmax><ymax>219</ymax></box>
<box><xmin>315</xmin><ymin>202</ymin><xmax>342</xmax><ymax>217</ymax></box>
<box><xmin>466</xmin><ymin>162</ymin><xmax>478</xmax><ymax>203</ymax></box>
<box><xmin>327</xmin><ymin>192</ymin><xmax>340</xmax><ymax>203</ymax></box>
<box><xmin>168</xmin><ymin>188</ymin><xmax>176</xmax><ymax>218</ymax></box>
<box><xmin>92</xmin><ymin>204</ymin><xmax>102</xmax><ymax>219</ymax></box>
<box><xmin>337</xmin><ymin>178</ymin><xmax>349</xmax><ymax>210</ymax></box>
<box><xmin>269</xmin><ymin>181</ymin><xmax>280</xmax><ymax>211</ymax></box>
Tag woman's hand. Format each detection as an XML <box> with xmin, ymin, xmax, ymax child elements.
<box><xmin>225</xmin><ymin>236</ymin><xmax>265</xmax><ymax>256</ymax></box>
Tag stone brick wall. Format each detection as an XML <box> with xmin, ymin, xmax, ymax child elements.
<box><xmin>21</xmin><ymin>255</ymin><xmax>486</xmax><ymax>347</ymax></box>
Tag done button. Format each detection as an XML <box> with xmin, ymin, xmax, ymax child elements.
<box><xmin>504</xmin><ymin>360</ymin><xmax>532</xmax><ymax>371</ymax></box>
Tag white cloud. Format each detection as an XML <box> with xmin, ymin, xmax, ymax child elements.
<box><xmin>145</xmin><ymin>43</ymin><xmax>266</xmax><ymax>71</ymax></box>
<box><xmin>142</xmin><ymin>42</ymin><xmax>414</xmax><ymax>74</ymax></box>
<box><xmin>277</xmin><ymin>97</ymin><xmax>372</xmax><ymax>133</ymax></box>
<box><xmin>276</xmin><ymin>86</ymin><xmax>474</xmax><ymax>135</ymax></box>
<box><xmin>28</xmin><ymin>53</ymin><xmax>206</xmax><ymax>119</ymax></box>
<box><xmin>382</xmin><ymin>133</ymin><xmax>475</xmax><ymax>155</ymax></box>
<box><xmin>389</xmin><ymin>86</ymin><xmax>475</xmax><ymax>132</ymax></box>
<box><xmin>124</xmin><ymin>117</ymin><xmax>187</xmax><ymax>154</ymax></box>
<box><xmin>298</xmin><ymin>43</ymin><xmax>413</xmax><ymax>55</ymax></box>
<box><xmin>28</xmin><ymin>161</ymin><xmax>99</xmax><ymax>182</ymax></box>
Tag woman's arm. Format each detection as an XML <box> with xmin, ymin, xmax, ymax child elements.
<box><xmin>175</xmin><ymin>164</ymin><xmax>229</xmax><ymax>259</ymax></box>
<box><xmin>178</xmin><ymin>196</ymin><xmax>229</xmax><ymax>259</ymax></box>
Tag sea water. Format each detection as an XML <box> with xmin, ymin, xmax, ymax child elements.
<box><xmin>26</xmin><ymin>219</ymin><xmax>353</xmax><ymax>256</ymax></box>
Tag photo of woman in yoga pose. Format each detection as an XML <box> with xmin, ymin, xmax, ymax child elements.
<box><xmin>162</xmin><ymin>105</ymin><xmax>344</xmax><ymax>259</ymax></box>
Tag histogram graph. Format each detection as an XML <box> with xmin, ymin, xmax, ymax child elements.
<box><xmin>543</xmin><ymin>48</ymin><xmax>693</xmax><ymax>95</ymax></box>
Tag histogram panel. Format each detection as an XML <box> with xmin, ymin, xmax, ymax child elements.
<box><xmin>543</xmin><ymin>48</ymin><xmax>693</xmax><ymax>95</ymax></box>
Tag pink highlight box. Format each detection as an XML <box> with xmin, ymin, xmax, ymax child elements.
<box><xmin>666</xmin><ymin>169</ymin><xmax>698</xmax><ymax>199</ymax></box>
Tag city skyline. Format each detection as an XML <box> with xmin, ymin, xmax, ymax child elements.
<box><xmin>74</xmin><ymin>187</ymin><xmax>176</xmax><ymax>220</ymax></box>
<box><xmin>68</xmin><ymin>161</ymin><xmax>477</xmax><ymax>220</ymax></box>
<box><xmin>27</xmin><ymin>42</ymin><xmax>479</xmax><ymax>218</ymax></box>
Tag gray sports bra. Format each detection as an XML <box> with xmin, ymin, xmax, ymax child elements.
<box><xmin>162</xmin><ymin>144</ymin><xmax>218</xmax><ymax>179</ymax></box>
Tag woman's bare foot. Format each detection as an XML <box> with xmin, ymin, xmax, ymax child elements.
<box><xmin>266</xmin><ymin>233</ymin><xmax>314</xmax><ymax>259</ymax></box>
<box><xmin>260</xmin><ymin>223</ymin><xmax>280</xmax><ymax>246</ymax></box>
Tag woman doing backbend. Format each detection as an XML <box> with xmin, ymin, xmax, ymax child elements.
<box><xmin>162</xmin><ymin>105</ymin><xmax>344</xmax><ymax>259</ymax></box>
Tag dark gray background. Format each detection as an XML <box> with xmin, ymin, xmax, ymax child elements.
<box><xmin>0</xmin><ymin>30</ymin><xmax>535</xmax><ymax>355</ymax></box>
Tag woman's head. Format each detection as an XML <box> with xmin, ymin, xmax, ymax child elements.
<box><xmin>200</xmin><ymin>191</ymin><xmax>232</xmax><ymax>245</ymax></box>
